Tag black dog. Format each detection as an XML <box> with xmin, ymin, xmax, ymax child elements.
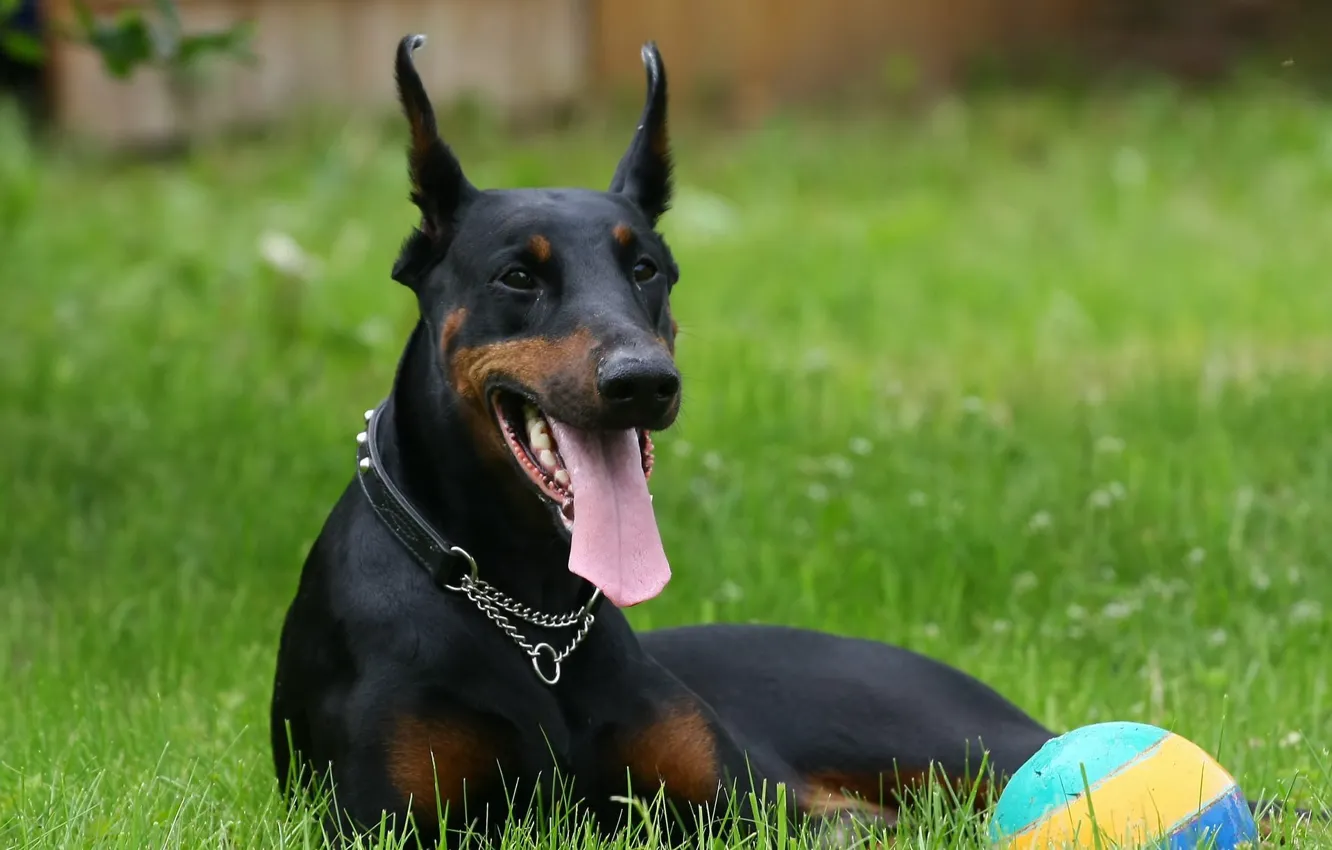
<box><xmin>270</xmin><ymin>35</ymin><xmax>1298</xmax><ymax>847</ymax></box>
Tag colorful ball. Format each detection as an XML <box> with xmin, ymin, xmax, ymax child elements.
<box><xmin>990</xmin><ymin>721</ymin><xmax>1258</xmax><ymax>849</ymax></box>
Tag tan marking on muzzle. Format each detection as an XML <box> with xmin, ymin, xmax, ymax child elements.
<box><xmin>450</xmin><ymin>328</ymin><xmax>598</xmax><ymax>404</ymax></box>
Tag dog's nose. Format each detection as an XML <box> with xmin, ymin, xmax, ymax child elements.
<box><xmin>597</xmin><ymin>349</ymin><xmax>681</xmax><ymax>429</ymax></box>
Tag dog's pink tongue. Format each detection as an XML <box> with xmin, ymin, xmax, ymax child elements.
<box><xmin>547</xmin><ymin>421</ymin><xmax>670</xmax><ymax>608</ymax></box>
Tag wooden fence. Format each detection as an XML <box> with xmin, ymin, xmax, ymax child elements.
<box><xmin>39</xmin><ymin>0</ymin><xmax>1300</xmax><ymax>147</ymax></box>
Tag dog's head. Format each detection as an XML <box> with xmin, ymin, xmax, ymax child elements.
<box><xmin>390</xmin><ymin>35</ymin><xmax>680</xmax><ymax>608</ymax></box>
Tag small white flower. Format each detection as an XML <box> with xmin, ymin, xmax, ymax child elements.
<box><xmin>1027</xmin><ymin>510</ymin><xmax>1053</xmax><ymax>532</ymax></box>
<box><xmin>672</xmin><ymin>440</ymin><xmax>693</xmax><ymax>458</ymax></box>
<box><xmin>991</xmin><ymin>619</ymin><xmax>1012</xmax><ymax>634</ymax></box>
<box><xmin>355</xmin><ymin>316</ymin><xmax>392</xmax><ymax>347</ymax></box>
<box><xmin>1067</xmin><ymin>604</ymin><xmax>1087</xmax><ymax>621</ymax></box>
<box><xmin>849</xmin><ymin>437</ymin><xmax>872</xmax><ymax>456</ymax></box>
<box><xmin>1187</xmin><ymin>547</ymin><xmax>1207</xmax><ymax>566</ymax></box>
<box><xmin>898</xmin><ymin>401</ymin><xmax>924</xmax><ymax>431</ymax></box>
<box><xmin>1102</xmin><ymin>601</ymin><xmax>1136</xmax><ymax>620</ymax></box>
<box><xmin>1089</xmin><ymin>489</ymin><xmax>1113</xmax><ymax>509</ymax></box>
<box><xmin>921</xmin><ymin>623</ymin><xmax>940</xmax><ymax>640</ymax></box>
<box><xmin>666</xmin><ymin>186</ymin><xmax>738</xmax><ymax>241</ymax></box>
<box><xmin>1290</xmin><ymin>600</ymin><xmax>1322</xmax><ymax>623</ymax></box>
<box><xmin>800</xmin><ymin>348</ymin><xmax>830</xmax><ymax>373</ymax></box>
<box><xmin>806</xmin><ymin>483</ymin><xmax>829</xmax><ymax>503</ymax></box>
<box><xmin>716</xmin><ymin>580</ymin><xmax>744</xmax><ymax>603</ymax></box>
<box><xmin>1107</xmin><ymin>481</ymin><xmax>1126</xmax><ymax>501</ymax></box>
<box><xmin>702</xmin><ymin>452</ymin><xmax>723</xmax><ymax>472</ymax></box>
<box><xmin>1095</xmin><ymin>436</ymin><xmax>1125</xmax><ymax>455</ymax></box>
<box><xmin>1250</xmin><ymin>566</ymin><xmax>1271</xmax><ymax>591</ymax></box>
<box><xmin>1207</xmin><ymin>629</ymin><xmax>1228</xmax><ymax>647</ymax></box>
<box><xmin>1280</xmin><ymin>731</ymin><xmax>1303</xmax><ymax>749</ymax></box>
<box><xmin>258</xmin><ymin>230</ymin><xmax>316</xmax><ymax>279</ymax></box>
<box><xmin>824</xmin><ymin>455</ymin><xmax>853</xmax><ymax>479</ymax></box>
<box><xmin>908</xmin><ymin>490</ymin><xmax>928</xmax><ymax>508</ymax></box>
<box><xmin>1013</xmin><ymin>572</ymin><xmax>1038</xmax><ymax>594</ymax></box>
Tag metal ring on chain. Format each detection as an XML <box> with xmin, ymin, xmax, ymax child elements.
<box><xmin>439</xmin><ymin>545</ymin><xmax>480</xmax><ymax>592</ymax></box>
<box><xmin>454</xmin><ymin>573</ymin><xmax>597</xmax><ymax>688</ymax></box>
<box><xmin>531</xmin><ymin>643</ymin><xmax>561</xmax><ymax>685</ymax></box>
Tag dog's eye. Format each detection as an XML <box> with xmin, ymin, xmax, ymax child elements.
<box><xmin>498</xmin><ymin>269</ymin><xmax>538</xmax><ymax>291</ymax></box>
<box><xmin>632</xmin><ymin>260</ymin><xmax>658</xmax><ymax>285</ymax></box>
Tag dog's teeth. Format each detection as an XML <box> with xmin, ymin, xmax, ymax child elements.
<box><xmin>530</xmin><ymin>431</ymin><xmax>552</xmax><ymax>451</ymax></box>
<box><xmin>554</xmin><ymin>469</ymin><xmax>570</xmax><ymax>487</ymax></box>
<box><xmin>539</xmin><ymin>449</ymin><xmax>558</xmax><ymax>470</ymax></box>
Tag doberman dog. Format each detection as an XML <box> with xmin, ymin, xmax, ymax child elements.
<box><xmin>270</xmin><ymin>35</ymin><xmax>1305</xmax><ymax>847</ymax></box>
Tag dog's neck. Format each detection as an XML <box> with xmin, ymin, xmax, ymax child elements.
<box><xmin>377</xmin><ymin>321</ymin><xmax>592</xmax><ymax>613</ymax></box>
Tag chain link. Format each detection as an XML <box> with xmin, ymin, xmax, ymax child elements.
<box><xmin>458</xmin><ymin>575</ymin><xmax>596</xmax><ymax>685</ymax></box>
<box><xmin>465</xmin><ymin>576</ymin><xmax>588</xmax><ymax>628</ymax></box>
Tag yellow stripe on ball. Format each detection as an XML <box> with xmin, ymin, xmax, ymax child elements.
<box><xmin>1008</xmin><ymin>732</ymin><xmax>1238</xmax><ymax>850</ymax></box>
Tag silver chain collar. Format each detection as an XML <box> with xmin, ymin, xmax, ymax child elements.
<box><xmin>438</xmin><ymin>546</ymin><xmax>599</xmax><ymax>686</ymax></box>
<box><xmin>356</xmin><ymin>408</ymin><xmax>600</xmax><ymax>686</ymax></box>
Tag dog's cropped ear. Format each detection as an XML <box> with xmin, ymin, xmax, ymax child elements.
<box><xmin>609</xmin><ymin>43</ymin><xmax>672</xmax><ymax>226</ymax></box>
<box><xmin>392</xmin><ymin>34</ymin><xmax>478</xmax><ymax>286</ymax></box>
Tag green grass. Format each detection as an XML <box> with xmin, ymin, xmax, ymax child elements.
<box><xmin>3</xmin><ymin>77</ymin><xmax>1332</xmax><ymax>848</ymax></box>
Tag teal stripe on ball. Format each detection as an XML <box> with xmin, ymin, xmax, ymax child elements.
<box><xmin>991</xmin><ymin>721</ymin><xmax>1171</xmax><ymax>838</ymax></box>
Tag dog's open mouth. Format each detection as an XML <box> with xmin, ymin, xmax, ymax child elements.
<box><xmin>490</xmin><ymin>390</ymin><xmax>669</xmax><ymax>608</ymax></box>
<box><xmin>493</xmin><ymin>392</ymin><xmax>655</xmax><ymax>528</ymax></box>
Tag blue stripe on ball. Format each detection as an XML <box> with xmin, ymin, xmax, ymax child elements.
<box><xmin>1166</xmin><ymin>786</ymin><xmax>1259</xmax><ymax>850</ymax></box>
<box><xmin>992</xmin><ymin>721</ymin><xmax>1172</xmax><ymax>838</ymax></box>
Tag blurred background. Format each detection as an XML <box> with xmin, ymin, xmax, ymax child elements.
<box><xmin>3</xmin><ymin>0</ymin><xmax>1332</xmax><ymax>146</ymax></box>
<box><xmin>3</xmin><ymin>1</ymin><xmax>1332</xmax><ymax>846</ymax></box>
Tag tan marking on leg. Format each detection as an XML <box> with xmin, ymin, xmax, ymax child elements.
<box><xmin>620</xmin><ymin>703</ymin><xmax>721</xmax><ymax>805</ymax></box>
<box><xmin>803</xmin><ymin>767</ymin><xmax>995</xmax><ymax>817</ymax></box>
<box><xmin>388</xmin><ymin>716</ymin><xmax>499</xmax><ymax>817</ymax></box>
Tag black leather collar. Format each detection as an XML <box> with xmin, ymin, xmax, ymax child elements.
<box><xmin>355</xmin><ymin>400</ymin><xmax>479</xmax><ymax>590</ymax></box>
<box><xmin>353</xmin><ymin>398</ymin><xmax>604</xmax><ymax>614</ymax></box>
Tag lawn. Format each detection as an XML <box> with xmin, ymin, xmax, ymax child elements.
<box><xmin>2</xmin><ymin>76</ymin><xmax>1331</xmax><ymax>848</ymax></box>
